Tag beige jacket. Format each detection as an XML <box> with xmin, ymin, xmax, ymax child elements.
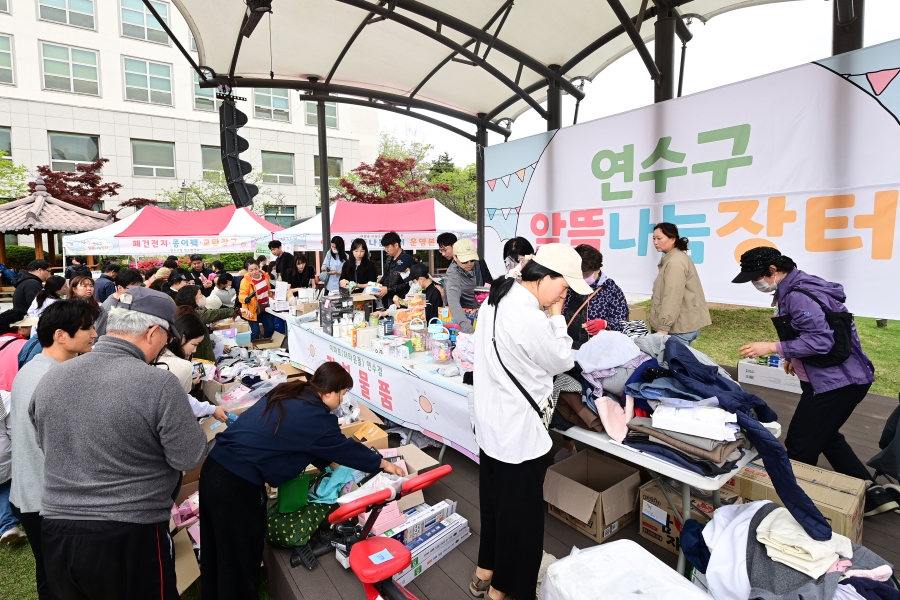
<box><xmin>649</xmin><ymin>249</ymin><xmax>711</xmax><ymax>334</ymax></box>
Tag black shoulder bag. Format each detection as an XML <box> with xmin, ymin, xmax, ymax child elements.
<box><xmin>491</xmin><ymin>302</ymin><xmax>555</xmax><ymax>430</ymax></box>
<box><xmin>771</xmin><ymin>288</ymin><xmax>854</xmax><ymax>368</ymax></box>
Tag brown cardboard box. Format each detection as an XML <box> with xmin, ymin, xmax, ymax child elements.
<box><xmin>543</xmin><ymin>449</ymin><xmax>641</xmax><ymax>543</ymax></box>
<box><xmin>639</xmin><ymin>481</ymin><xmax>740</xmax><ymax>555</ymax></box>
<box><xmin>293</xmin><ymin>301</ymin><xmax>319</xmax><ymax>316</ymax></box>
<box><xmin>200</xmin><ymin>416</ymin><xmax>228</xmax><ymax>443</ymax></box>
<box><xmin>176</xmin><ymin>480</ymin><xmax>199</xmax><ymax>505</ymax></box>
<box><xmin>381</xmin><ymin>445</ymin><xmax>440</xmax><ymax>511</ymax></box>
<box><xmin>628</xmin><ymin>304</ymin><xmax>647</xmax><ymax>323</ymax></box>
<box><xmin>721</xmin><ymin>460</ymin><xmax>866</xmax><ymax>543</ymax></box>
<box><xmin>252</xmin><ymin>331</ymin><xmax>286</xmax><ymax>349</ymax></box>
<box><xmin>173</xmin><ymin>528</ymin><xmax>200</xmax><ymax>594</ymax></box>
<box><xmin>273</xmin><ymin>363</ymin><xmax>307</xmax><ymax>380</ymax></box>
<box><xmin>201</xmin><ymin>379</ymin><xmax>240</xmax><ymax>404</ymax></box>
<box><xmin>340</xmin><ymin>420</ymin><xmax>388</xmax><ymax>450</ymax></box>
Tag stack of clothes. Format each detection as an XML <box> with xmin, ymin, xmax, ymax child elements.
<box><xmin>683</xmin><ymin>500</ymin><xmax>899</xmax><ymax>600</ymax></box>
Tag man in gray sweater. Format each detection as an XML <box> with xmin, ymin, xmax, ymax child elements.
<box><xmin>30</xmin><ymin>287</ymin><xmax>207</xmax><ymax>600</ymax></box>
<box><xmin>10</xmin><ymin>299</ymin><xmax>99</xmax><ymax>600</ymax></box>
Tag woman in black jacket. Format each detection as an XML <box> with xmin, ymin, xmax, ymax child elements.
<box><xmin>200</xmin><ymin>362</ymin><xmax>404</xmax><ymax>600</ymax></box>
<box><xmin>339</xmin><ymin>238</ymin><xmax>378</xmax><ymax>292</ymax></box>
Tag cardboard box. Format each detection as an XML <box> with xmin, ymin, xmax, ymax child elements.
<box><xmin>721</xmin><ymin>460</ymin><xmax>866</xmax><ymax>543</ymax></box>
<box><xmin>176</xmin><ymin>480</ymin><xmax>199</xmax><ymax>506</ymax></box>
<box><xmin>381</xmin><ymin>501</ymin><xmax>454</xmax><ymax>545</ymax></box>
<box><xmin>543</xmin><ymin>449</ymin><xmax>641</xmax><ymax>543</ymax></box>
<box><xmin>737</xmin><ymin>358</ymin><xmax>802</xmax><ymax>394</ymax></box>
<box><xmin>379</xmin><ymin>446</ymin><xmax>440</xmax><ymax>511</ymax></box>
<box><xmin>201</xmin><ymin>379</ymin><xmax>240</xmax><ymax>404</ymax></box>
<box><xmin>174</xmin><ymin>528</ymin><xmax>200</xmax><ymax>594</ymax></box>
<box><xmin>340</xmin><ymin>420</ymin><xmax>389</xmax><ymax>450</ymax></box>
<box><xmin>252</xmin><ymin>331</ymin><xmax>286</xmax><ymax>349</ymax></box>
<box><xmin>273</xmin><ymin>363</ymin><xmax>307</xmax><ymax>380</ymax></box>
<box><xmin>394</xmin><ymin>514</ymin><xmax>470</xmax><ymax>586</ymax></box>
<box><xmin>291</xmin><ymin>302</ymin><xmax>319</xmax><ymax>317</ymax></box>
<box><xmin>200</xmin><ymin>416</ymin><xmax>228</xmax><ymax>443</ymax></box>
<box><xmin>639</xmin><ymin>481</ymin><xmax>739</xmax><ymax>555</ymax></box>
<box><xmin>628</xmin><ymin>304</ymin><xmax>647</xmax><ymax>323</ymax></box>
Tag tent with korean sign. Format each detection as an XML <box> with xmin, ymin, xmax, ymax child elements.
<box><xmin>61</xmin><ymin>205</ymin><xmax>284</xmax><ymax>256</ymax></box>
<box><xmin>275</xmin><ymin>198</ymin><xmax>476</xmax><ymax>251</ymax></box>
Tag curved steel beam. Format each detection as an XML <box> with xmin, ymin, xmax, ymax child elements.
<box><xmin>202</xmin><ymin>77</ymin><xmax>511</xmax><ymax>136</ymax></box>
<box><xmin>391</xmin><ymin>0</ymin><xmax>585</xmax><ymax>101</ymax></box>
<box><xmin>303</xmin><ymin>95</ymin><xmax>477</xmax><ymax>142</ymax></box>
<box><xmin>325</xmin><ymin>3</ymin><xmax>383</xmax><ymax>84</ymax></box>
<box><xmin>333</xmin><ymin>0</ymin><xmax>548</xmax><ymax>119</ymax></box>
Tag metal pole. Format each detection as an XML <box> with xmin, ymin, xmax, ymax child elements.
<box><xmin>677</xmin><ymin>41</ymin><xmax>687</xmax><ymax>97</ymax></box>
<box><xmin>546</xmin><ymin>64</ymin><xmax>563</xmax><ymax>130</ymax></box>
<box><xmin>316</xmin><ymin>97</ymin><xmax>331</xmax><ymax>252</ymax></box>
<box><xmin>475</xmin><ymin>115</ymin><xmax>487</xmax><ymax>260</ymax></box>
<box><xmin>654</xmin><ymin>4</ymin><xmax>676</xmax><ymax>103</ymax></box>
<box><xmin>832</xmin><ymin>0</ymin><xmax>864</xmax><ymax>56</ymax></box>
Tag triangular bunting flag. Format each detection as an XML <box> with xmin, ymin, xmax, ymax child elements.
<box><xmin>867</xmin><ymin>68</ymin><xmax>900</xmax><ymax>96</ymax></box>
<box><xmin>487</xmin><ymin>179</ymin><xmax>497</xmax><ymax>191</ymax></box>
<box><xmin>515</xmin><ymin>207</ymin><xmax>521</xmax><ymax>213</ymax></box>
<box><xmin>487</xmin><ymin>208</ymin><xmax>497</xmax><ymax>219</ymax></box>
<box><xmin>501</xmin><ymin>175</ymin><xmax>511</xmax><ymax>187</ymax></box>
<box><xmin>516</xmin><ymin>169</ymin><xmax>526</xmax><ymax>182</ymax></box>
<box><xmin>501</xmin><ymin>208</ymin><xmax>511</xmax><ymax>219</ymax></box>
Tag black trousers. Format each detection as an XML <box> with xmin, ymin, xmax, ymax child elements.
<box><xmin>41</xmin><ymin>518</ymin><xmax>177</xmax><ymax>600</ymax></box>
<box><xmin>785</xmin><ymin>381</ymin><xmax>873</xmax><ymax>482</ymax></box>
<box><xmin>199</xmin><ymin>456</ymin><xmax>267</xmax><ymax>600</ymax></box>
<box><xmin>478</xmin><ymin>450</ymin><xmax>545</xmax><ymax>600</ymax></box>
<box><xmin>11</xmin><ymin>505</ymin><xmax>57</xmax><ymax>600</ymax></box>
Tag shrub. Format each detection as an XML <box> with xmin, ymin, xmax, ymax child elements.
<box><xmin>218</xmin><ymin>253</ymin><xmax>254</xmax><ymax>271</ymax></box>
<box><xmin>4</xmin><ymin>245</ymin><xmax>36</xmax><ymax>269</ymax></box>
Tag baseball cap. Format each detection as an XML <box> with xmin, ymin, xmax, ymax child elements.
<box><xmin>409</xmin><ymin>263</ymin><xmax>430</xmax><ymax>280</ymax></box>
<box><xmin>453</xmin><ymin>239</ymin><xmax>479</xmax><ymax>263</ymax></box>
<box><xmin>393</xmin><ymin>253</ymin><xmax>416</xmax><ymax>272</ymax></box>
<box><xmin>732</xmin><ymin>246</ymin><xmax>782</xmax><ymax>283</ymax></box>
<box><xmin>155</xmin><ymin>267</ymin><xmax>172</xmax><ymax>279</ymax></box>
<box><xmin>532</xmin><ymin>243</ymin><xmax>592</xmax><ymax>295</ymax></box>
<box><xmin>117</xmin><ymin>287</ymin><xmax>181</xmax><ymax>338</ymax></box>
<box><xmin>11</xmin><ymin>315</ymin><xmax>39</xmax><ymax>327</ymax></box>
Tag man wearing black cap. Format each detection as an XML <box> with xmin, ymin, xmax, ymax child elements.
<box><xmin>30</xmin><ymin>287</ymin><xmax>207</xmax><ymax>599</ymax></box>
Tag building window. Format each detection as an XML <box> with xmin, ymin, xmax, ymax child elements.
<box><xmin>0</xmin><ymin>0</ymin><xmax>8</xmax><ymax>14</ymax></box>
<box><xmin>313</xmin><ymin>156</ymin><xmax>342</xmax><ymax>187</ymax></box>
<box><xmin>41</xmin><ymin>43</ymin><xmax>99</xmax><ymax>96</ymax></box>
<box><xmin>39</xmin><ymin>0</ymin><xmax>95</xmax><ymax>29</ymax></box>
<box><xmin>193</xmin><ymin>71</ymin><xmax>221</xmax><ymax>112</ymax></box>
<box><xmin>190</xmin><ymin>35</ymin><xmax>196</xmax><ymax>52</ymax></box>
<box><xmin>261</xmin><ymin>152</ymin><xmax>293</xmax><ymax>184</ymax></box>
<box><xmin>254</xmin><ymin>88</ymin><xmax>289</xmax><ymax>121</ymax></box>
<box><xmin>49</xmin><ymin>132</ymin><xmax>99</xmax><ymax>172</ymax></box>
<box><xmin>121</xmin><ymin>0</ymin><xmax>168</xmax><ymax>44</ymax></box>
<box><xmin>306</xmin><ymin>101</ymin><xmax>338</xmax><ymax>128</ymax></box>
<box><xmin>0</xmin><ymin>35</ymin><xmax>13</xmax><ymax>85</ymax></box>
<box><xmin>0</xmin><ymin>127</ymin><xmax>11</xmax><ymax>159</ymax></box>
<box><xmin>124</xmin><ymin>57</ymin><xmax>171</xmax><ymax>105</ymax></box>
<box><xmin>264</xmin><ymin>206</ymin><xmax>295</xmax><ymax>227</ymax></box>
<box><xmin>132</xmin><ymin>139</ymin><xmax>175</xmax><ymax>177</ymax></box>
<box><xmin>201</xmin><ymin>145</ymin><xmax>221</xmax><ymax>179</ymax></box>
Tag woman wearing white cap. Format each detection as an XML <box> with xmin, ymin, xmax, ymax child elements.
<box><xmin>470</xmin><ymin>243</ymin><xmax>588</xmax><ymax>600</ymax></box>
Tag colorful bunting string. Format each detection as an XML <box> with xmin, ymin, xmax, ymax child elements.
<box><xmin>840</xmin><ymin>67</ymin><xmax>900</xmax><ymax>96</ymax></box>
<box><xmin>485</xmin><ymin>161</ymin><xmax>538</xmax><ymax>191</ymax></box>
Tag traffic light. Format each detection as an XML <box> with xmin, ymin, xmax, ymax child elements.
<box><xmin>219</xmin><ymin>98</ymin><xmax>258</xmax><ymax>208</ymax></box>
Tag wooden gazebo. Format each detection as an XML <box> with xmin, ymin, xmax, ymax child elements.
<box><xmin>0</xmin><ymin>177</ymin><xmax>113</xmax><ymax>267</ymax></box>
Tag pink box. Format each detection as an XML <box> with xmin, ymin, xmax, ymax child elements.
<box><xmin>188</xmin><ymin>523</ymin><xmax>201</xmax><ymax>546</ymax></box>
<box><xmin>359</xmin><ymin>501</ymin><xmax>407</xmax><ymax>536</ymax></box>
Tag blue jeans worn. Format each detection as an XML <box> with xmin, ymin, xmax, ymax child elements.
<box><xmin>249</xmin><ymin>311</ymin><xmax>276</xmax><ymax>341</ymax></box>
<box><xmin>0</xmin><ymin>479</ymin><xmax>19</xmax><ymax>534</ymax></box>
<box><xmin>670</xmin><ymin>330</ymin><xmax>700</xmax><ymax>346</ymax></box>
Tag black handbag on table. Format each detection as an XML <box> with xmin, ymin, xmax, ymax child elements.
<box><xmin>771</xmin><ymin>288</ymin><xmax>854</xmax><ymax>368</ymax></box>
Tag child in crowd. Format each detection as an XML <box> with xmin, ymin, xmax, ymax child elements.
<box><xmin>409</xmin><ymin>263</ymin><xmax>444</xmax><ymax>323</ymax></box>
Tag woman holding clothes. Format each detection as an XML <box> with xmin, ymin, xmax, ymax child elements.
<box><xmin>648</xmin><ymin>222</ymin><xmax>711</xmax><ymax>346</ymax></box>
<box><xmin>339</xmin><ymin>238</ymin><xmax>378</xmax><ymax>292</ymax></box>
<box><xmin>472</xmin><ymin>244</ymin><xmax>589</xmax><ymax>600</ymax></box>
<box><xmin>200</xmin><ymin>362</ymin><xmax>405</xmax><ymax>600</ymax></box>
<box><xmin>732</xmin><ymin>246</ymin><xmax>898</xmax><ymax>517</ymax></box>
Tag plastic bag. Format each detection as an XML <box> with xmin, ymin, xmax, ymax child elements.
<box><xmin>217</xmin><ymin>377</ymin><xmax>284</xmax><ymax>412</ymax></box>
<box><xmin>335</xmin><ymin>472</ymin><xmax>408</xmax><ymax>505</ymax></box>
<box><xmin>452</xmin><ymin>332</ymin><xmax>476</xmax><ymax>373</ymax></box>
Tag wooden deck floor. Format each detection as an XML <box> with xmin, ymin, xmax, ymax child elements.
<box><xmin>266</xmin><ymin>375</ymin><xmax>900</xmax><ymax>600</ymax></box>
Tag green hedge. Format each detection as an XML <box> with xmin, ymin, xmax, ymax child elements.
<box><xmin>4</xmin><ymin>245</ymin><xmax>36</xmax><ymax>269</ymax></box>
<box><xmin>210</xmin><ymin>253</ymin><xmax>255</xmax><ymax>271</ymax></box>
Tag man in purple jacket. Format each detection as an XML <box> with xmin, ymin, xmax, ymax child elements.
<box><xmin>733</xmin><ymin>246</ymin><xmax>899</xmax><ymax>518</ymax></box>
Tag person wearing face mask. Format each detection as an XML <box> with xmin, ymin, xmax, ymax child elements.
<box><xmin>321</xmin><ymin>236</ymin><xmax>348</xmax><ymax>294</ymax></box>
<box><xmin>174</xmin><ymin>285</ymin><xmax>244</xmax><ymax>362</ymax></box>
<box><xmin>379</xmin><ymin>252</ymin><xmax>417</xmax><ymax>310</ymax></box>
<box><xmin>154</xmin><ymin>313</ymin><xmax>228</xmax><ymax>423</ymax></box>
<box><xmin>200</xmin><ymin>362</ymin><xmax>405</xmax><ymax>600</ymax></box>
<box><xmin>29</xmin><ymin>288</ymin><xmax>207</xmax><ymax>600</ymax></box>
<box><xmin>445</xmin><ymin>238</ymin><xmax>493</xmax><ymax>334</ymax></box>
<box><xmin>239</xmin><ymin>260</ymin><xmax>276</xmax><ymax>341</ymax></box>
<box><xmin>648</xmin><ymin>222</ymin><xmax>711</xmax><ymax>346</ymax></box>
<box><xmin>732</xmin><ymin>246</ymin><xmax>896</xmax><ymax>517</ymax></box>
<box><xmin>408</xmin><ymin>263</ymin><xmax>444</xmax><ymax>322</ymax></box>
<box><xmin>501</xmin><ymin>236</ymin><xmax>535</xmax><ymax>279</ymax></box>
<box><xmin>471</xmin><ymin>244</ymin><xmax>586</xmax><ymax>600</ymax></box>
<box><xmin>339</xmin><ymin>238</ymin><xmax>378</xmax><ymax>292</ymax></box>
<box><xmin>211</xmin><ymin>273</ymin><xmax>237</xmax><ymax>307</ymax></box>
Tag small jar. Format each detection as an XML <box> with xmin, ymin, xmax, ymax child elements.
<box><xmin>426</xmin><ymin>317</ymin><xmax>444</xmax><ymax>351</ymax></box>
<box><xmin>427</xmin><ymin>328</ymin><xmax>452</xmax><ymax>364</ymax></box>
<box><xmin>409</xmin><ymin>318</ymin><xmax>426</xmax><ymax>353</ymax></box>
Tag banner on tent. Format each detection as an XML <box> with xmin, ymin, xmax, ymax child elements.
<box><xmin>482</xmin><ymin>39</ymin><xmax>900</xmax><ymax>318</ymax></box>
<box><xmin>280</xmin><ymin>231</ymin><xmax>475</xmax><ymax>252</ymax></box>
<box><xmin>288</xmin><ymin>325</ymin><xmax>478</xmax><ymax>460</ymax></box>
<box><xmin>62</xmin><ymin>236</ymin><xmax>256</xmax><ymax>255</ymax></box>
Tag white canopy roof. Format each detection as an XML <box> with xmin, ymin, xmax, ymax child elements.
<box><xmin>174</xmin><ymin>0</ymin><xmax>794</xmax><ymax>130</ymax></box>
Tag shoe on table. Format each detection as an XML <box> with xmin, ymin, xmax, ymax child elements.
<box><xmin>864</xmin><ymin>484</ymin><xmax>900</xmax><ymax>517</ymax></box>
<box><xmin>0</xmin><ymin>526</ymin><xmax>27</xmax><ymax>546</ymax></box>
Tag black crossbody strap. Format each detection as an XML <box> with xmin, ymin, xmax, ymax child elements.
<box><xmin>492</xmin><ymin>302</ymin><xmax>546</xmax><ymax>419</ymax></box>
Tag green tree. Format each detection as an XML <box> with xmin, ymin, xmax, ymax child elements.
<box><xmin>158</xmin><ymin>171</ymin><xmax>285</xmax><ymax>215</ymax></box>
<box><xmin>379</xmin><ymin>130</ymin><xmax>433</xmax><ymax>177</ymax></box>
<box><xmin>0</xmin><ymin>151</ymin><xmax>28</xmax><ymax>200</ymax></box>
<box><xmin>430</xmin><ymin>163</ymin><xmax>477</xmax><ymax>222</ymax></box>
<box><xmin>429</xmin><ymin>152</ymin><xmax>455</xmax><ymax>178</ymax></box>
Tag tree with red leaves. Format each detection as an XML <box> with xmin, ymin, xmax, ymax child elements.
<box><xmin>28</xmin><ymin>158</ymin><xmax>122</xmax><ymax>211</ymax></box>
<box><xmin>331</xmin><ymin>156</ymin><xmax>450</xmax><ymax>204</ymax></box>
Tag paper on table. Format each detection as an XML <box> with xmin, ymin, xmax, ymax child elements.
<box><xmin>274</xmin><ymin>281</ymin><xmax>289</xmax><ymax>301</ymax></box>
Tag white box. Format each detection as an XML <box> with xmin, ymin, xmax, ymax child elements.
<box><xmin>394</xmin><ymin>517</ymin><xmax>471</xmax><ymax>586</ymax></box>
<box><xmin>381</xmin><ymin>501</ymin><xmax>453</xmax><ymax>545</ymax></box>
<box><xmin>650</xmin><ymin>406</ymin><xmax>737</xmax><ymax>442</ymax></box>
<box><xmin>737</xmin><ymin>359</ymin><xmax>802</xmax><ymax>394</ymax></box>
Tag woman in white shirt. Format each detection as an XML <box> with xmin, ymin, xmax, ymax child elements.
<box><xmin>155</xmin><ymin>313</ymin><xmax>227</xmax><ymax>422</ymax></box>
<box><xmin>471</xmin><ymin>243</ymin><xmax>590</xmax><ymax>600</ymax></box>
<box><xmin>27</xmin><ymin>276</ymin><xmax>67</xmax><ymax>319</ymax></box>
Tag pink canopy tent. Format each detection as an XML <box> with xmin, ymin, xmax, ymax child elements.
<box><xmin>62</xmin><ymin>205</ymin><xmax>283</xmax><ymax>256</ymax></box>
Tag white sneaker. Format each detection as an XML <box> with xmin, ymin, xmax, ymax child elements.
<box><xmin>0</xmin><ymin>526</ymin><xmax>27</xmax><ymax>546</ymax></box>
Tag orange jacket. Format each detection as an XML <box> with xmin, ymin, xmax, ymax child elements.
<box><xmin>238</xmin><ymin>273</ymin><xmax>272</xmax><ymax>322</ymax></box>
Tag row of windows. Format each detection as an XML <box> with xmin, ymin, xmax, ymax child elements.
<box><xmin>0</xmin><ymin>127</ymin><xmax>345</xmax><ymax>185</ymax></box>
<box><xmin>0</xmin><ymin>0</ymin><xmax>169</xmax><ymax>45</ymax></box>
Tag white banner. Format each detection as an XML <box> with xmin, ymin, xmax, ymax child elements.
<box><xmin>282</xmin><ymin>231</ymin><xmax>475</xmax><ymax>252</ymax></box>
<box><xmin>483</xmin><ymin>39</ymin><xmax>900</xmax><ymax>318</ymax></box>
<box><xmin>288</xmin><ymin>324</ymin><xmax>478</xmax><ymax>460</ymax></box>
<box><xmin>63</xmin><ymin>235</ymin><xmax>257</xmax><ymax>256</ymax></box>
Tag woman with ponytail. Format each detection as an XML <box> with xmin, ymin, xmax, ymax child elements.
<box><xmin>648</xmin><ymin>222</ymin><xmax>711</xmax><ymax>346</ymax></box>
<box><xmin>27</xmin><ymin>276</ymin><xmax>66</xmax><ymax>318</ymax></box>
<box><xmin>471</xmin><ymin>244</ymin><xmax>588</xmax><ymax>600</ymax></box>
